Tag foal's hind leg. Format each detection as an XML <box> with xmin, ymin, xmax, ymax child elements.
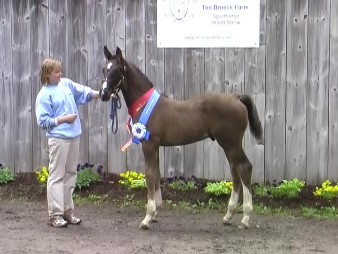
<box><xmin>223</xmin><ymin>147</ymin><xmax>253</xmax><ymax>229</ymax></box>
<box><xmin>222</xmin><ymin>163</ymin><xmax>242</xmax><ymax>226</ymax></box>
<box><xmin>238</xmin><ymin>153</ymin><xmax>253</xmax><ymax>229</ymax></box>
<box><xmin>140</xmin><ymin>143</ymin><xmax>160</xmax><ymax>230</ymax></box>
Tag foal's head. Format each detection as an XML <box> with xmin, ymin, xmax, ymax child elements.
<box><xmin>100</xmin><ymin>46</ymin><xmax>126</xmax><ymax>101</ymax></box>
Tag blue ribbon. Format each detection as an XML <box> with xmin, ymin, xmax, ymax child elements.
<box><xmin>132</xmin><ymin>90</ymin><xmax>160</xmax><ymax>144</ymax></box>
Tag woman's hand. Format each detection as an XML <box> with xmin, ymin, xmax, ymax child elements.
<box><xmin>92</xmin><ymin>90</ymin><xmax>100</xmax><ymax>99</ymax></box>
<box><xmin>92</xmin><ymin>89</ymin><xmax>117</xmax><ymax>99</ymax></box>
<box><xmin>57</xmin><ymin>114</ymin><xmax>77</xmax><ymax>124</ymax></box>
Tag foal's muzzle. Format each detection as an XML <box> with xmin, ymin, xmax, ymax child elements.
<box><xmin>99</xmin><ymin>81</ymin><xmax>111</xmax><ymax>101</ymax></box>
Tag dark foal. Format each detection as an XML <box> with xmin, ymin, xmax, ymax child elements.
<box><xmin>100</xmin><ymin>46</ymin><xmax>263</xmax><ymax>230</ymax></box>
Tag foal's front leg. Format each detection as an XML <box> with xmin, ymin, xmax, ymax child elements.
<box><xmin>152</xmin><ymin>150</ymin><xmax>162</xmax><ymax>222</ymax></box>
<box><xmin>140</xmin><ymin>144</ymin><xmax>159</xmax><ymax>230</ymax></box>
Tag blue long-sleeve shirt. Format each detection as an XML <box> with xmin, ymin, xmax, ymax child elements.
<box><xmin>35</xmin><ymin>78</ymin><xmax>94</xmax><ymax>139</ymax></box>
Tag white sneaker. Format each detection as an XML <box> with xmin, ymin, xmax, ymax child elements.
<box><xmin>48</xmin><ymin>215</ymin><xmax>68</xmax><ymax>228</ymax></box>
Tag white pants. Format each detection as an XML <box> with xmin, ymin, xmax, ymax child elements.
<box><xmin>47</xmin><ymin>137</ymin><xmax>80</xmax><ymax>218</ymax></box>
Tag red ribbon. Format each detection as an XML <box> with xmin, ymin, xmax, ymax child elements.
<box><xmin>128</xmin><ymin>88</ymin><xmax>154</xmax><ymax>118</ymax></box>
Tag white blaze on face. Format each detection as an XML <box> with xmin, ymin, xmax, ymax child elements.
<box><xmin>102</xmin><ymin>81</ymin><xmax>108</xmax><ymax>90</ymax></box>
<box><xmin>100</xmin><ymin>81</ymin><xmax>108</xmax><ymax>99</ymax></box>
<box><xmin>107</xmin><ymin>62</ymin><xmax>112</xmax><ymax>70</ymax></box>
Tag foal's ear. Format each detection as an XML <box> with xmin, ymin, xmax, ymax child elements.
<box><xmin>116</xmin><ymin>47</ymin><xmax>123</xmax><ymax>61</ymax></box>
<box><xmin>104</xmin><ymin>46</ymin><xmax>113</xmax><ymax>60</ymax></box>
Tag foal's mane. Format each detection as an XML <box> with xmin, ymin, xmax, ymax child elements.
<box><xmin>126</xmin><ymin>60</ymin><xmax>154</xmax><ymax>89</ymax></box>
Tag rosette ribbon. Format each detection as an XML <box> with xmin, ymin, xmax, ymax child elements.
<box><xmin>131</xmin><ymin>90</ymin><xmax>160</xmax><ymax>144</ymax></box>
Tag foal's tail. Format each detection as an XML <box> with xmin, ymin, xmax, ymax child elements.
<box><xmin>238</xmin><ymin>95</ymin><xmax>264</xmax><ymax>144</ymax></box>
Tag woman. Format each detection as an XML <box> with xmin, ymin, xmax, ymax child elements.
<box><xmin>35</xmin><ymin>58</ymin><xmax>100</xmax><ymax>228</ymax></box>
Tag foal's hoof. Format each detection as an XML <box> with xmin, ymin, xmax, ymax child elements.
<box><xmin>150</xmin><ymin>218</ymin><xmax>158</xmax><ymax>223</ymax></box>
<box><xmin>222</xmin><ymin>221</ymin><xmax>232</xmax><ymax>227</ymax></box>
<box><xmin>139</xmin><ymin>222</ymin><xmax>149</xmax><ymax>230</ymax></box>
<box><xmin>222</xmin><ymin>220</ymin><xmax>232</xmax><ymax>227</ymax></box>
<box><xmin>238</xmin><ymin>222</ymin><xmax>249</xmax><ymax>229</ymax></box>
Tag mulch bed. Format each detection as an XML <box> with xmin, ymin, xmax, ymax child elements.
<box><xmin>1</xmin><ymin>173</ymin><xmax>337</xmax><ymax>209</ymax></box>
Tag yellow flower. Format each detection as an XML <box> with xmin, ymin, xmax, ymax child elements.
<box><xmin>322</xmin><ymin>180</ymin><xmax>331</xmax><ymax>188</ymax></box>
<box><xmin>314</xmin><ymin>189</ymin><xmax>321</xmax><ymax>197</ymax></box>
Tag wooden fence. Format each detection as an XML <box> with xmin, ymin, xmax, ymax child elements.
<box><xmin>0</xmin><ymin>0</ymin><xmax>337</xmax><ymax>185</ymax></box>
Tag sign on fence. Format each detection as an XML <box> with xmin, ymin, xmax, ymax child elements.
<box><xmin>157</xmin><ymin>0</ymin><xmax>260</xmax><ymax>48</ymax></box>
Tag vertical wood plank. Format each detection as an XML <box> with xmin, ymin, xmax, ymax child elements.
<box><xmin>164</xmin><ymin>49</ymin><xmax>185</xmax><ymax>178</ymax></box>
<box><xmin>223</xmin><ymin>48</ymin><xmax>244</xmax><ymax>181</ymax></box>
<box><xmin>265</xmin><ymin>0</ymin><xmax>286</xmax><ymax>183</ymax></box>
<box><xmin>0</xmin><ymin>0</ymin><xmax>14</xmax><ymax>170</ymax></box>
<box><xmin>244</xmin><ymin>0</ymin><xmax>266</xmax><ymax>184</ymax></box>
<box><xmin>67</xmin><ymin>0</ymin><xmax>88</xmax><ymax>165</ymax></box>
<box><xmin>203</xmin><ymin>48</ymin><xmax>228</xmax><ymax>180</ymax></box>
<box><xmin>49</xmin><ymin>0</ymin><xmax>68</xmax><ymax>70</ymax></box>
<box><xmin>86</xmin><ymin>0</ymin><xmax>108</xmax><ymax>169</ymax></box>
<box><xmin>285</xmin><ymin>0</ymin><xmax>308</xmax><ymax>180</ymax></box>
<box><xmin>145</xmin><ymin>0</ymin><xmax>165</xmax><ymax>177</ymax></box>
<box><xmin>224</xmin><ymin>49</ymin><xmax>244</xmax><ymax>95</ymax></box>
<box><xmin>125</xmin><ymin>0</ymin><xmax>145</xmax><ymax>173</ymax></box>
<box><xmin>307</xmin><ymin>0</ymin><xmax>330</xmax><ymax>185</ymax></box>
<box><xmin>106</xmin><ymin>0</ymin><xmax>128</xmax><ymax>175</ymax></box>
<box><xmin>31</xmin><ymin>0</ymin><xmax>49</xmax><ymax>171</ymax></box>
<box><xmin>329</xmin><ymin>0</ymin><xmax>338</xmax><ymax>182</ymax></box>
<box><xmin>184</xmin><ymin>48</ymin><xmax>204</xmax><ymax>178</ymax></box>
<box><xmin>12</xmin><ymin>0</ymin><xmax>33</xmax><ymax>172</ymax></box>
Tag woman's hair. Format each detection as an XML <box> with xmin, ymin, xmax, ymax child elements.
<box><xmin>40</xmin><ymin>58</ymin><xmax>61</xmax><ymax>85</ymax></box>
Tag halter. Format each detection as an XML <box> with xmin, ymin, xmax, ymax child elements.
<box><xmin>111</xmin><ymin>75</ymin><xmax>124</xmax><ymax>97</ymax></box>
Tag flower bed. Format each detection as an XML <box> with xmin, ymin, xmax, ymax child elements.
<box><xmin>1</xmin><ymin>172</ymin><xmax>338</xmax><ymax>211</ymax></box>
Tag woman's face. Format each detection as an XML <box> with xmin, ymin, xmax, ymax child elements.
<box><xmin>47</xmin><ymin>67</ymin><xmax>62</xmax><ymax>84</ymax></box>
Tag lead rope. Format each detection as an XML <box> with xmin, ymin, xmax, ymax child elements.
<box><xmin>110</xmin><ymin>95</ymin><xmax>121</xmax><ymax>134</ymax></box>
